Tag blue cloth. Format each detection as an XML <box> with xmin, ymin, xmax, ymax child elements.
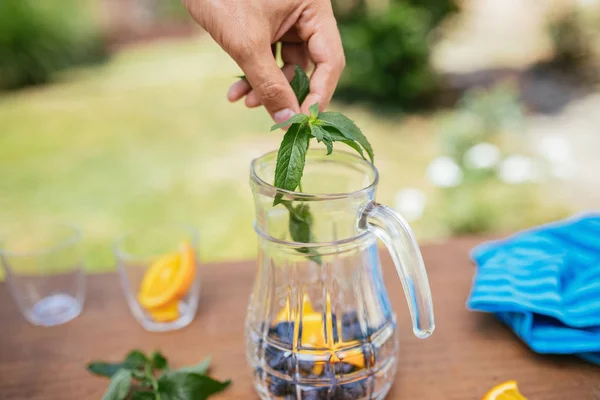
<box><xmin>467</xmin><ymin>213</ymin><xmax>600</xmax><ymax>365</ymax></box>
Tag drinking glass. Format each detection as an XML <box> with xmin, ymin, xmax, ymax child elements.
<box><xmin>114</xmin><ymin>225</ymin><xmax>201</xmax><ymax>332</ymax></box>
<box><xmin>0</xmin><ymin>223</ymin><xmax>85</xmax><ymax>327</ymax></box>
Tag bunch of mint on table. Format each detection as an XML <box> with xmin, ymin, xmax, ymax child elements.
<box><xmin>88</xmin><ymin>350</ymin><xmax>230</xmax><ymax>400</ymax></box>
<box><xmin>248</xmin><ymin>66</ymin><xmax>374</xmax><ymax>258</ymax></box>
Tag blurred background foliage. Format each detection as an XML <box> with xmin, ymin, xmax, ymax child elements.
<box><xmin>0</xmin><ymin>0</ymin><xmax>107</xmax><ymax>91</ymax></box>
<box><xmin>0</xmin><ymin>0</ymin><xmax>599</xmax><ymax>271</ymax></box>
<box><xmin>333</xmin><ymin>0</ymin><xmax>457</xmax><ymax>108</ymax></box>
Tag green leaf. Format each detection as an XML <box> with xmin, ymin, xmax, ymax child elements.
<box><xmin>102</xmin><ymin>369</ymin><xmax>132</xmax><ymax>400</ymax></box>
<box><xmin>283</xmin><ymin>202</ymin><xmax>322</xmax><ymax>263</ymax></box>
<box><xmin>273</xmin><ymin>123</ymin><xmax>311</xmax><ymax>205</ymax></box>
<box><xmin>132</xmin><ymin>392</ymin><xmax>156</xmax><ymax>400</ymax></box>
<box><xmin>317</xmin><ymin>112</ymin><xmax>374</xmax><ymax>163</ymax></box>
<box><xmin>309</xmin><ymin>123</ymin><xmax>325</xmax><ymax>141</ymax></box>
<box><xmin>308</xmin><ymin>102</ymin><xmax>319</xmax><ymax>120</ymax></box>
<box><xmin>309</xmin><ymin>124</ymin><xmax>333</xmax><ymax>155</ymax></box>
<box><xmin>131</xmin><ymin>370</ymin><xmax>147</xmax><ymax>381</ymax></box>
<box><xmin>88</xmin><ymin>350</ymin><xmax>148</xmax><ymax>378</ymax></box>
<box><xmin>290</xmin><ymin>65</ymin><xmax>309</xmax><ymax>104</ymax></box>
<box><xmin>150</xmin><ymin>351</ymin><xmax>168</xmax><ymax>370</ymax></box>
<box><xmin>341</xmin><ymin>139</ymin><xmax>367</xmax><ymax>160</ymax></box>
<box><xmin>318</xmin><ymin>126</ymin><xmax>365</xmax><ymax>159</ymax></box>
<box><xmin>158</xmin><ymin>372</ymin><xmax>231</xmax><ymax>400</ymax></box>
<box><xmin>270</xmin><ymin>113</ymin><xmax>309</xmax><ymax>131</ymax></box>
<box><xmin>320</xmin><ymin>125</ymin><xmax>346</xmax><ymax>141</ymax></box>
<box><xmin>125</xmin><ymin>350</ymin><xmax>149</xmax><ymax>367</ymax></box>
<box><xmin>286</xmin><ymin>202</ymin><xmax>313</xmax><ymax>244</ymax></box>
<box><xmin>88</xmin><ymin>362</ymin><xmax>126</xmax><ymax>379</ymax></box>
<box><xmin>177</xmin><ymin>357</ymin><xmax>211</xmax><ymax>375</ymax></box>
<box><xmin>237</xmin><ymin>75</ymin><xmax>247</xmax><ymax>81</ymax></box>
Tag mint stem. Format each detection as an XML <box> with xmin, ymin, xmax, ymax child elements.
<box><xmin>145</xmin><ymin>362</ymin><xmax>160</xmax><ymax>400</ymax></box>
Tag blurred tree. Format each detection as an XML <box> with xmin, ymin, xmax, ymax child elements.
<box><xmin>0</xmin><ymin>0</ymin><xmax>107</xmax><ymax>91</ymax></box>
<box><xmin>333</xmin><ymin>0</ymin><xmax>458</xmax><ymax>109</ymax></box>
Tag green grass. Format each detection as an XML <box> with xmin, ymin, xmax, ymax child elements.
<box><xmin>0</xmin><ymin>35</ymin><xmax>570</xmax><ymax>273</ymax></box>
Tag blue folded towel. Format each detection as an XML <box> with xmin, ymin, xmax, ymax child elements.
<box><xmin>467</xmin><ymin>213</ymin><xmax>600</xmax><ymax>365</ymax></box>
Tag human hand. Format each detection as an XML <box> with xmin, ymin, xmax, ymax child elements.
<box><xmin>182</xmin><ymin>0</ymin><xmax>345</xmax><ymax>124</ymax></box>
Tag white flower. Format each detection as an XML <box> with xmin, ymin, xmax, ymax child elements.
<box><xmin>537</xmin><ymin>134</ymin><xmax>572</xmax><ymax>164</ymax></box>
<box><xmin>497</xmin><ymin>155</ymin><xmax>538</xmax><ymax>184</ymax></box>
<box><xmin>463</xmin><ymin>143</ymin><xmax>501</xmax><ymax>169</ymax></box>
<box><xmin>394</xmin><ymin>188</ymin><xmax>427</xmax><ymax>221</ymax></box>
<box><xmin>536</xmin><ymin>134</ymin><xmax>575</xmax><ymax>180</ymax></box>
<box><xmin>426</xmin><ymin>156</ymin><xmax>463</xmax><ymax>188</ymax></box>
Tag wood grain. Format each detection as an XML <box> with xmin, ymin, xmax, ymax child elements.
<box><xmin>0</xmin><ymin>238</ymin><xmax>598</xmax><ymax>399</ymax></box>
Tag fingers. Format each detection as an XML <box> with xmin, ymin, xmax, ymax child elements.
<box><xmin>227</xmin><ymin>79</ymin><xmax>252</xmax><ymax>102</ymax></box>
<box><xmin>235</xmin><ymin>46</ymin><xmax>300</xmax><ymax>123</ymax></box>
<box><xmin>245</xmin><ymin>64</ymin><xmax>297</xmax><ymax>108</ymax></box>
<box><xmin>244</xmin><ymin>43</ymin><xmax>312</xmax><ymax>108</ymax></box>
<box><xmin>302</xmin><ymin>8</ymin><xmax>345</xmax><ymax>113</ymax></box>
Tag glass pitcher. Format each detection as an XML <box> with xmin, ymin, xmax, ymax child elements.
<box><xmin>246</xmin><ymin>149</ymin><xmax>435</xmax><ymax>400</ymax></box>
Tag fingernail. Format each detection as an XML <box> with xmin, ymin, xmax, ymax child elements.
<box><xmin>273</xmin><ymin>109</ymin><xmax>295</xmax><ymax>125</ymax></box>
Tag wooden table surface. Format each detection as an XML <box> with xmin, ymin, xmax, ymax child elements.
<box><xmin>0</xmin><ymin>237</ymin><xmax>598</xmax><ymax>400</ymax></box>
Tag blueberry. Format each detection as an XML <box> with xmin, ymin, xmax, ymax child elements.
<box><xmin>268</xmin><ymin>375</ymin><xmax>294</xmax><ymax>397</ymax></box>
<box><xmin>298</xmin><ymin>359</ymin><xmax>315</xmax><ymax>375</ymax></box>
<box><xmin>269</xmin><ymin>322</ymin><xmax>294</xmax><ymax>345</ymax></box>
<box><xmin>265</xmin><ymin>347</ymin><xmax>293</xmax><ymax>372</ymax></box>
<box><xmin>333</xmin><ymin>362</ymin><xmax>356</xmax><ymax>375</ymax></box>
<box><xmin>301</xmin><ymin>388</ymin><xmax>329</xmax><ymax>400</ymax></box>
<box><xmin>332</xmin><ymin>379</ymin><xmax>368</xmax><ymax>400</ymax></box>
<box><xmin>341</xmin><ymin>312</ymin><xmax>366</xmax><ymax>341</ymax></box>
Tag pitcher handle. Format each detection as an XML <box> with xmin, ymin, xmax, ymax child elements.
<box><xmin>359</xmin><ymin>201</ymin><xmax>435</xmax><ymax>339</ymax></box>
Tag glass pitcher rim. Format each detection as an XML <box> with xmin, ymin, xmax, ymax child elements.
<box><xmin>250</xmin><ymin>149</ymin><xmax>380</xmax><ymax>201</ymax></box>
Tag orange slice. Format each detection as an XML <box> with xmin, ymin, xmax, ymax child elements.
<box><xmin>148</xmin><ymin>301</ymin><xmax>180</xmax><ymax>322</ymax></box>
<box><xmin>483</xmin><ymin>381</ymin><xmax>528</xmax><ymax>400</ymax></box>
<box><xmin>138</xmin><ymin>241</ymin><xmax>196</xmax><ymax>310</ymax></box>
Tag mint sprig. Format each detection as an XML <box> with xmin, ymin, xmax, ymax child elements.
<box><xmin>267</xmin><ymin>66</ymin><xmax>374</xmax><ymax>260</ymax></box>
<box><xmin>88</xmin><ymin>350</ymin><xmax>230</xmax><ymax>400</ymax></box>
<box><xmin>239</xmin><ymin>65</ymin><xmax>374</xmax><ymax>261</ymax></box>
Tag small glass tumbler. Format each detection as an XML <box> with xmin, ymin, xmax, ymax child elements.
<box><xmin>114</xmin><ymin>225</ymin><xmax>201</xmax><ymax>332</ymax></box>
<box><xmin>0</xmin><ymin>223</ymin><xmax>85</xmax><ymax>327</ymax></box>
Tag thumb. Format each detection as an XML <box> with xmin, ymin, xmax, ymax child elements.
<box><xmin>236</xmin><ymin>47</ymin><xmax>300</xmax><ymax>124</ymax></box>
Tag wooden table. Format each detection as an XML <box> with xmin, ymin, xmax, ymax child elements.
<box><xmin>0</xmin><ymin>238</ymin><xmax>598</xmax><ymax>399</ymax></box>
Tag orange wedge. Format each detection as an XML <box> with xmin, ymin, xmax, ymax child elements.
<box><xmin>138</xmin><ymin>241</ymin><xmax>196</xmax><ymax>310</ymax></box>
<box><xmin>148</xmin><ymin>301</ymin><xmax>180</xmax><ymax>322</ymax></box>
<box><xmin>483</xmin><ymin>380</ymin><xmax>528</xmax><ymax>400</ymax></box>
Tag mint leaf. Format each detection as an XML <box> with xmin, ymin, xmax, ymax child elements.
<box><xmin>132</xmin><ymin>392</ymin><xmax>156</xmax><ymax>400</ymax></box>
<box><xmin>177</xmin><ymin>357</ymin><xmax>211</xmax><ymax>375</ymax></box>
<box><xmin>309</xmin><ymin>124</ymin><xmax>333</xmax><ymax>155</ymax></box>
<box><xmin>238</xmin><ymin>75</ymin><xmax>247</xmax><ymax>81</ymax></box>
<box><xmin>88</xmin><ymin>350</ymin><xmax>148</xmax><ymax>378</ymax></box>
<box><xmin>270</xmin><ymin>114</ymin><xmax>309</xmax><ymax>131</ymax></box>
<box><xmin>309</xmin><ymin>102</ymin><xmax>319</xmax><ymax>120</ymax></box>
<box><xmin>102</xmin><ymin>369</ymin><xmax>132</xmax><ymax>400</ymax></box>
<box><xmin>309</xmin><ymin>123</ymin><xmax>325</xmax><ymax>141</ymax></box>
<box><xmin>290</xmin><ymin>65</ymin><xmax>309</xmax><ymax>104</ymax></box>
<box><xmin>285</xmin><ymin>202</ymin><xmax>313</xmax><ymax>244</ymax></box>
<box><xmin>88</xmin><ymin>363</ymin><xmax>126</xmax><ymax>378</ymax></box>
<box><xmin>273</xmin><ymin>123</ymin><xmax>310</xmax><ymax>205</ymax></box>
<box><xmin>317</xmin><ymin>112</ymin><xmax>374</xmax><ymax>163</ymax></box>
<box><xmin>341</xmin><ymin>139</ymin><xmax>367</xmax><ymax>160</ymax></box>
<box><xmin>126</xmin><ymin>350</ymin><xmax>149</xmax><ymax>367</ymax></box>
<box><xmin>150</xmin><ymin>351</ymin><xmax>168</xmax><ymax>370</ymax></box>
<box><xmin>158</xmin><ymin>372</ymin><xmax>231</xmax><ymax>400</ymax></box>
<box><xmin>317</xmin><ymin>125</ymin><xmax>365</xmax><ymax>160</ymax></box>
